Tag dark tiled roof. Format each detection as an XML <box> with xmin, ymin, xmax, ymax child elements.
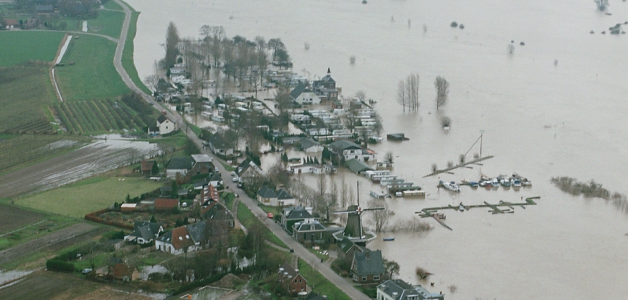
<box><xmin>345</xmin><ymin>159</ymin><xmax>374</xmax><ymax>173</ymax></box>
<box><xmin>157</xmin><ymin>115</ymin><xmax>167</xmax><ymax>124</ymax></box>
<box><xmin>185</xmin><ymin>222</ymin><xmax>206</xmax><ymax>244</ymax></box>
<box><xmin>276</xmin><ymin>189</ymin><xmax>293</xmax><ymax>200</ymax></box>
<box><xmin>167</xmin><ymin>157</ymin><xmax>193</xmax><ymax>170</ymax></box>
<box><xmin>353</xmin><ymin>250</ymin><xmax>384</xmax><ymax>276</ymax></box>
<box><xmin>257</xmin><ymin>186</ymin><xmax>276</xmax><ymax>198</ymax></box>
<box><xmin>329</xmin><ymin>140</ymin><xmax>361</xmax><ymax>152</ymax></box>
<box><xmin>300</xmin><ymin>138</ymin><xmax>320</xmax><ymax>150</ymax></box>
<box><xmin>286</xmin><ymin>207</ymin><xmax>313</xmax><ymax>220</ymax></box>
<box><xmin>209</xmin><ymin>133</ymin><xmax>227</xmax><ymax>149</ymax></box>
<box><xmin>290</xmin><ymin>83</ymin><xmax>307</xmax><ymax>99</ymax></box>
<box><xmin>294</xmin><ymin>221</ymin><xmax>325</xmax><ymax>231</ymax></box>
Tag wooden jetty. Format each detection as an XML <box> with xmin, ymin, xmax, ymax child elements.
<box><xmin>416</xmin><ymin>196</ymin><xmax>540</xmax><ymax>230</ymax></box>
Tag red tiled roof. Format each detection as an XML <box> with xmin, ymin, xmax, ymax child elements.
<box><xmin>171</xmin><ymin>226</ymin><xmax>195</xmax><ymax>250</ymax></box>
<box><xmin>155</xmin><ymin>198</ymin><xmax>178</xmax><ymax>210</ymax></box>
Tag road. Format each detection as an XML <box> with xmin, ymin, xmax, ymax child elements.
<box><xmin>110</xmin><ymin>1</ymin><xmax>369</xmax><ymax>298</ymax></box>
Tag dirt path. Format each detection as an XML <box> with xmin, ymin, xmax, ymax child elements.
<box><xmin>0</xmin><ymin>222</ymin><xmax>103</xmax><ymax>267</ymax></box>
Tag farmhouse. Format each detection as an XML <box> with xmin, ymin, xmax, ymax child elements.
<box><xmin>337</xmin><ymin>237</ymin><xmax>368</xmax><ymax>265</ymax></box>
<box><xmin>236</xmin><ymin>158</ymin><xmax>262</xmax><ymax>185</ymax></box>
<box><xmin>278</xmin><ymin>262</ymin><xmax>308</xmax><ymax>295</ymax></box>
<box><xmin>190</xmin><ymin>154</ymin><xmax>214</xmax><ymax>176</ymax></box>
<box><xmin>281</xmin><ymin>206</ymin><xmax>318</xmax><ymax>233</ymax></box>
<box><xmin>312</xmin><ymin>68</ymin><xmax>339</xmax><ymax>101</ymax></box>
<box><xmin>155</xmin><ymin>115</ymin><xmax>177</xmax><ymax>135</ymax></box>
<box><xmin>329</xmin><ymin>140</ymin><xmax>374</xmax><ymax>162</ymax></box>
<box><xmin>290</xmin><ymin>83</ymin><xmax>321</xmax><ymax>105</ymax></box>
<box><xmin>377</xmin><ymin>279</ymin><xmax>445</xmax><ymax>300</ymax></box>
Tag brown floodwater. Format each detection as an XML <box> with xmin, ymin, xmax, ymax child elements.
<box><xmin>127</xmin><ymin>0</ymin><xmax>628</xmax><ymax>298</ymax></box>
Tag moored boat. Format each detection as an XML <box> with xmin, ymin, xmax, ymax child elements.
<box><xmin>440</xmin><ymin>180</ymin><xmax>460</xmax><ymax>192</ymax></box>
<box><xmin>383</xmin><ymin>237</ymin><xmax>394</xmax><ymax>241</ymax></box>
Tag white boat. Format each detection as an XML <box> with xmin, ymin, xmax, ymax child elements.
<box><xmin>440</xmin><ymin>180</ymin><xmax>460</xmax><ymax>192</ymax></box>
<box><xmin>511</xmin><ymin>178</ymin><xmax>522</xmax><ymax>187</ymax></box>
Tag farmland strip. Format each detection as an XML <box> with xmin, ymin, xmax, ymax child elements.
<box><xmin>88</xmin><ymin>101</ymin><xmax>114</xmax><ymax>130</ymax></box>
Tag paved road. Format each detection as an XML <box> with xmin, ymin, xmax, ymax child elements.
<box><xmin>110</xmin><ymin>2</ymin><xmax>369</xmax><ymax>298</ymax></box>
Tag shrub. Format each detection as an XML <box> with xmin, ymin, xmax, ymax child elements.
<box><xmin>46</xmin><ymin>259</ymin><xmax>75</xmax><ymax>272</ymax></box>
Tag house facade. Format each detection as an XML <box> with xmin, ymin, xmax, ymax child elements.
<box><xmin>124</xmin><ymin>221</ymin><xmax>163</xmax><ymax>244</ymax></box>
<box><xmin>256</xmin><ymin>186</ymin><xmax>295</xmax><ymax>207</ymax></box>
<box><xmin>377</xmin><ymin>279</ymin><xmax>445</xmax><ymax>300</ymax></box>
<box><xmin>278</xmin><ymin>262</ymin><xmax>307</xmax><ymax>295</ymax></box>
<box><xmin>155</xmin><ymin>223</ymin><xmax>203</xmax><ymax>255</ymax></box>
<box><xmin>236</xmin><ymin>158</ymin><xmax>262</xmax><ymax>185</ymax></box>
<box><xmin>329</xmin><ymin>140</ymin><xmax>374</xmax><ymax>162</ymax></box>
<box><xmin>156</xmin><ymin>115</ymin><xmax>176</xmax><ymax>135</ymax></box>
<box><xmin>281</xmin><ymin>206</ymin><xmax>317</xmax><ymax>233</ymax></box>
<box><xmin>190</xmin><ymin>154</ymin><xmax>214</xmax><ymax>175</ymax></box>
<box><xmin>165</xmin><ymin>156</ymin><xmax>193</xmax><ymax>178</ymax></box>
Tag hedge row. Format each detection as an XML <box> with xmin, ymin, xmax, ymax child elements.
<box><xmin>84</xmin><ymin>208</ymin><xmax>134</xmax><ymax>230</ymax></box>
<box><xmin>46</xmin><ymin>259</ymin><xmax>74</xmax><ymax>272</ymax></box>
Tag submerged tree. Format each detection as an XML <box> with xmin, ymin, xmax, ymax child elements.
<box><xmin>594</xmin><ymin>0</ymin><xmax>609</xmax><ymax>11</ymax></box>
<box><xmin>396</xmin><ymin>73</ymin><xmax>420</xmax><ymax>111</ymax></box>
<box><xmin>434</xmin><ymin>76</ymin><xmax>449</xmax><ymax>110</ymax></box>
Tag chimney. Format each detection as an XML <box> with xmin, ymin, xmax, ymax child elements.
<box><xmin>295</xmin><ymin>269</ymin><xmax>299</xmax><ymax>274</ymax></box>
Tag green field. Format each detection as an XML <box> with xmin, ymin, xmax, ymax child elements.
<box><xmin>54</xmin><ymin>99</ymin><xmax>147</xmax><ymax>134</ymax></box>
<box><xmin>0</xmin><ymin>135</ymin><xmax>90</xmax><ymax>175</ymax></box>
<box><xmin>237</xmin><ymin>202</ymin><xmax>288</xmax><ymax>248</ymax></box>
<box><xmin>0</xmin><ymin>31</ymin><xmax>65</xmax><ymax>67</ymax></box>
<box><xmin>122</xmin><ymin>11</ymin><xmax>152</xmax><ymax>95</ymax></box>
<box><xmin>102</xmin><ymin>0</ymin><xmax>123</xmax><ymax>10</ymax></box>
<box><xmin>298</xmin><ymin>258</ymin><xmax>351</xmax><ymax>300</ymax></box>
<box><xmin>0</xmin><ymin>65</ymin><xmax>58</xmax><ymax>133</ymax></box>
<box><xmin>86</xmin><ymin>10</ymin><xmax>125</xmax><ymax>39</ymax></box>
<box><xmin>56</xmin><ymin>35</ymin><xmax>129</xmax><ymax>101</ymax></box>
<box><xmin>17</xmin><ymin>176</ymin><xmax>162</xmax><ymax>218</ymax></box>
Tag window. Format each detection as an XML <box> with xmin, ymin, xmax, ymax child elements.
<box><xmin>373</xmin><ymin>275</ymin><xmax>380</xmax><ymax>280</ymax></box>
<box><xmin>362</xmin><ymin>276</ymin><xmax>367</xmax><ymax>281</ymax></box>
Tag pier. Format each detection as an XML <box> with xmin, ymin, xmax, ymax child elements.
<box><xmin>423</xmin><ymin>155</ymin><xmax>494</xmax><ymax>178</ymax></box>
<box><xmin>416</xmin><ymin>196</ymin><xmax>540</xmax><ymax>230</ymax></box>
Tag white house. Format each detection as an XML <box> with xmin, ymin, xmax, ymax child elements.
<box><xmin>329</xmin><ymin>140</ymin><xmax>375</xmax><ymax>162</ymax></box>
<box><xmin>256</xmin><ymin>186</ymin><xmax>296</xmax><ymax>207</ymax></box>
<box><xmin>376</xmin><ymin>279</ymin><xmax>445</xmax><ymax>300</ymax></box>
<box><xmin>124</xmin><ymin>222</ymin><xmax>164</xmax><ymax>245</ymax></box>
<box><xmin>156</xmin><ymin>115</ymin><xmax>176</xmax><ymax>135</ymax></box>
<box><xmin>290</xmin><ymin>84</ymin><xmax>321</xmax><ymax>105</ymax></box>
<box><xmin>155</xmin><ymin>222</ymin><xmax>205</xmax><ymax>255</ymax></box>
<box><xmin>300</xmin><ymin>138</ymin><xmax>324</xmax><ymax>153</ymax></box>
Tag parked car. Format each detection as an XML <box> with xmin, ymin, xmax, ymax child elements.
<box><xmin>82</xmin><ymin>268</ymin><xmax>93</xmax><ymax>274</ymax></box>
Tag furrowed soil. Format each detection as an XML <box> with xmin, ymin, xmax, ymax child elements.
<box><xmin>0</xmin><ymin>205</ymin><xmax>44</xmax><ymax>234</ymax></box>
<box><xmin>0</xmin><ymin>222</ymin><xmax>105</xmax><ymax>268</ymax></box>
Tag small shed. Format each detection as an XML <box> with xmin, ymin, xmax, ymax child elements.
<box><xmin>120</xmin><ymin>203</ymin><xmax>136</xmax><ymax>213</ymax></box>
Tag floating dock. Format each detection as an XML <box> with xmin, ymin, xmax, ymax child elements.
<box><xmin>416</xmin><ymin>197</ymin><xmax>540</xmax><ymax>230</ymax></box>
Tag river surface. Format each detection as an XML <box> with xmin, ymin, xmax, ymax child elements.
<box><xmin>127</xmin><ymin>0</ymin><xmax>628</xmax><ymax>299</ymax></box>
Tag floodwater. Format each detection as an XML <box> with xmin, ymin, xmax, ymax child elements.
<box><xmin>127</xmin><ymin>0</ymin><xmax>628</xmax><ymax>298</ymax></box>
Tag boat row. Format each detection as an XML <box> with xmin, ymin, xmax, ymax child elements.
<box><xmin>443</xmin><ymin>174</ymin><xmax>532</xmax><ymax>191</ymax></box>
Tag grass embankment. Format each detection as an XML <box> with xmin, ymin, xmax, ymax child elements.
<box><xmin>56</xmin><ymin>35</ymin><xmax>129</xmax><ymax>101</ymax></box>
<box><xmin>298</xmin><ymin>258</ymin><xmax>351</xmax><ymax>300</ymax></box>
<box><xmin>102</xmin><ymin>0</ymin><xmax>123</xmax><ymax>10</ymax></box>
<box><xmin>0</xmin><ymin>31</ymin><xmax>65</xmax><ymax>67</ymax></box>
<box><xmin>0</xmin><ymin>135</ymin><xmax>90</xmax><ymax>175</ymax></box>
<box><xmin>17</xmin><ymin>176</ymin><xmax>162</xmax><ymax>218</ymax></box>
<box><xmin>237</xmin><ymin>202</ymin><xmax>288</xmax><ymax>248</ymax></box>
<box><xmin>0</xmin><ymin>65</ymin><xmax>59</xmax><ymax>133</ymax></box>
<box><xmin>122</xmin><ymin>11</ymin><xmax>152</xmax><ymax>95</ymax></box>
<box><xmin>84</xmin><ymin>10</ymin><xmax>125</xmax><ymax>39</ymax></box>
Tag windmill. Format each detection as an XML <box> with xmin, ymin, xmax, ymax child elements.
<box><xmin>333</xmin><ymin>181</ymin><xmax>385</xmax><ymax>245</ymax></box>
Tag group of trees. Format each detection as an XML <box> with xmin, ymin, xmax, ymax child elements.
<box><xmin>160</xmin><ymin>23</ymin><xmax>290</xmax><ymax>98</ymax></box>
<box><xmin>395</xmin><ymin>74</ymin><xmax>451</xmax><ymax>111</ymax></box>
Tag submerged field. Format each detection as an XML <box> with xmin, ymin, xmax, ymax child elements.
<box><xmin>56</xmin><ymin>35</ymin><xmax>129</xmax><ymax>101</ymax></box>
<box><xmin>0</xmin><ymin>31</ymin><xmax>65</xmax><ymax>67</ymax></box>
<box><xmin>17</xmin><ymin>176</ymin><xmax>162</xmax><ymax>218</ymax></box>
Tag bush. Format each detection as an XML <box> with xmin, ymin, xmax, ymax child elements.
<box><xmin>46</xmin><ymin>259</ymin><xmax>75</xmax><ymax>272</ymax></box>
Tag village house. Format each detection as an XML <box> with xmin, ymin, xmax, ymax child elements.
<box><xmin>155</xmin><ymin>222</ymin><xmax>204</xmax><ymax>255</ymax></box>
<box><xmin>289</xmin><ymin>164</ymin><xmax>326</xmax><ymax>175</ymax></box>
<box><xmin>236</xmin><ymin>158</ymin><xmax>262</xmax><ymax>185</ymax></box>
<box><xmin>165</xmin><ymin>156</ymin><xmax>193</xmax><ymax>178</ymax></box>
<box><xmin>256</xmin><ymin>186</ymin><xmax>296</xmax><ymax>207</ymax></box>
<box><xmin>148</xmin><ymin>115</ymin><xmax>177</xmax><ymax>135</ymax></box>
<box><xmin>278</xmin><ymin>262</ymin><xmax>308</xmax><ymax>295</ymax></box>
<box><xmin>299</xmin><ymin>138</ymin><xmax>324</xmax><ymax>153</ymax></box>
<box><xmin>290</xmin><ymin>83</ymin><xmax>321</xmax><ymax>105</ymax></box>
<box><xmin>208</xmin><ymin>133</ymin><xmax>234</xmax><ymax>157</ymax></box>
<box><xmin>292</xmin><ymin>219</ymin><xmax>327</xmax><ymax>244</ymax></box>
<box><xmin>337</xmin><ymin>237</ymin><xmax>368</xmax><ymax>265</ymax></box>
<box><xmin>345</xmin><ymin>159</ymin><xmax>375</xmax><ymax>174</ymax></box>
<box><xmin>112</xmin><ymin>263</ymin><xmax>140</xmax><ymax>282</ymax></box>
<box><xmin>140</xmin><ymin>160</ymin><xmax>157</xmax><ymax>177</ymax></box>
<box><xmin>351</xmin><ymin>250</ymin><xmax>385</xmax><ymax>283</ymax></box>
<box><xmin>281</xmin><ymin>206</ymin><xmax>318</xmax><ymax>233</ymax></box>
<box><xmin>190</xmin><ymin>154</ymin><xmax>214</xmax><ymax>176</ymax></box>
<box><xmin>124</xmin><ymin>221</ymin><xmax>163</xmax><ymax>244</ymax></box>
<box><xmin>1</xmin><ymin>19</ymin><xmax>19</xmax><ymax>29</ymax></box>
<box><xmin>377</xmin><ymin>279</ymin><xmax>445</xmax><ymax>300</ymax></box>
<box><xmin>329</xmin><ymin>140</ymin><xmax>374</xmax><ymax>162</ymax></box>
<box><xmin>312</xmin><ymin>68</ymin><xmax>339</xmax><ymax>101</ymax></box>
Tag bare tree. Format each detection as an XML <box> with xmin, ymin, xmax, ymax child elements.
<box><xmin>384</xmin><ymin>151</ymin><xmax>394</xmax><ymax>164</ymax></box>
<box><xmin>434</xmin><ymin>76</ymin><xmax>449</xmax><ymax>110</ymax></box>
<box><xmin>327</xmin><ymin>180</ymin><xmax>339</xmax><ymax>222</ymax></box>
<box><xmin>165</xmin><ymin>22</ymin><xmax>180</xmax><ymax>68</ymax></box>
<box><xmin>594</xmin><ymin>0</ymin><xmax>609</xmax><ymax>11</ymax></box>
<box><xmin>267</xmin><ymin>38</ymin><xmax>285</xmax><ymax>61</ymax></box>
<box><xmin>368</xmin><ymin>199</ymin><xmax>394</xmax><ymax>232</ymax></box>
<box><xmin>372</xmin><ymin>111</ymin><xmax>384</xmax><ymax>136</ymax></box>
<box><xmin>144</xmin><ymin>74</ymin><xmax>160</xmax><ymax>92</ymax></box>
<box><xmin>397</xmin><ymin>73</ymin><xmax>420</xmax><ymax>111</ymax></box>
<box><xmin>355</xmin><ymin>90</ymin><xmax>367</xmax><ymax>103</ymax></box>
<box><xmin>340</xmin><ymin>175</ymin><xmax>348</xmax><ymax>209</ymax></box>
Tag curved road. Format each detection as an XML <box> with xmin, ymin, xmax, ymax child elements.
<box><xmin>110</xmin><ymin>1</ymin><xmax>369</xmax><ymax>298</ymax></box>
